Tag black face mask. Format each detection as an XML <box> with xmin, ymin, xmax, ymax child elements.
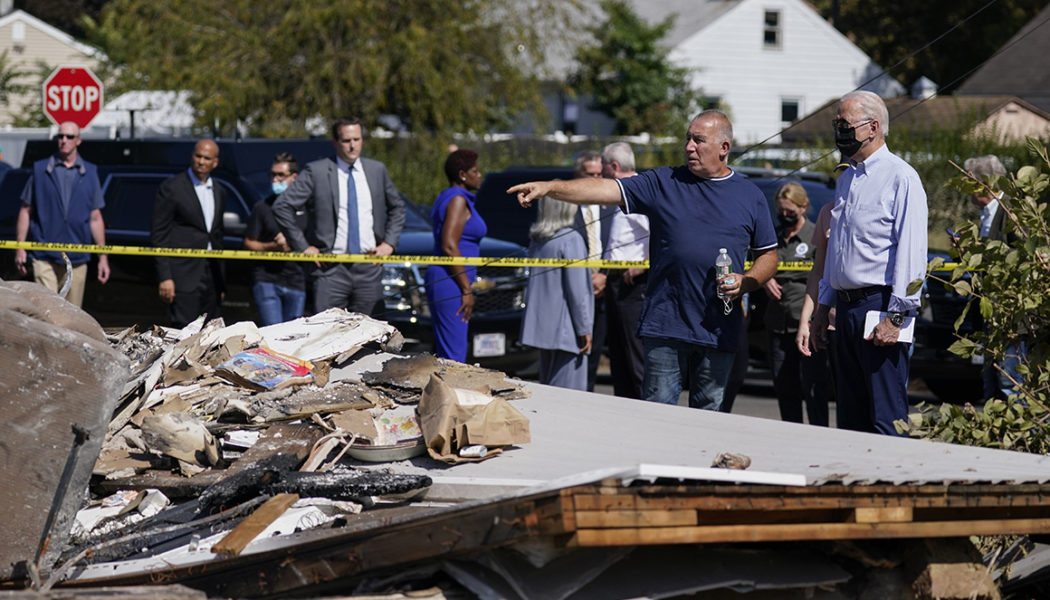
<box><xmin>834</xmin><ymin>127</ymin><xmax>864</xmax><ymax>158</ymax></box>
<box><xmin>778</xmin><ymin>213</ymin><xmax>799</xmax><ymax>227</ymax></box>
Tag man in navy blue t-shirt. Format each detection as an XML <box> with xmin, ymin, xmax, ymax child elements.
<box><xmin>509</xmin><ymin>110</ymin><xmax>778</xmax><ymax>410</ymax></box>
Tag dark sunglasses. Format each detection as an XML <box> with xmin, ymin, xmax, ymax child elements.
<box><xmin>270</xmin><ymin>171</ymin><xmax>293</xmax><ymax>178</ymax></box>
<box><xmin>54</xmin><ymin>134</ymin><xmax>77</xmax><ymax>140</ymax></box>
<box><xmin>832</xmin><ymin>118</ymin><xmax>872</xmax><ymax>135</ymax></box>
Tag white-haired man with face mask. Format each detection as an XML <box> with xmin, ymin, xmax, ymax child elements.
<box><xmin>811</xmin><ymin>91</ymin><xmax>928</xmax><ymax>436</ymax></box>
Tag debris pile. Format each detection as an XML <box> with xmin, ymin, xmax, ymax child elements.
<box><xmin>2</xmin><ymin>303</ymin><xmax>531</xmax><ymax>590</ymax></box>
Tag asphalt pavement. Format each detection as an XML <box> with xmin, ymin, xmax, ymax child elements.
<box><xmin>589</xmin><ymin>363</ymin><xmax>941</xmax><ymax>428</ymax></box>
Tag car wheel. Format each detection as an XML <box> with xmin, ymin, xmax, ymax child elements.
<box><xmin>923</xmin><ymin>377</ymin><xmax>983</xmax><ymax>404</ymax></box>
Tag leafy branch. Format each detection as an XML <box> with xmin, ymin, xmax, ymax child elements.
<box><xmin>899</xmin><ymin>137</ymin><xmax>1050</xmax><ymax>450</ymax></box>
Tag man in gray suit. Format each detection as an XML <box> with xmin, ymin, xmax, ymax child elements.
<box><xmin>274</xmin><ymin>117</ymin><xmax>406</xmax><ymax>316</ymax></box>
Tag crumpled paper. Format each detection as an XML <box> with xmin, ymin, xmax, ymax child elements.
<box><xmin>417</xmin><ymin>373</ymin><xmax>530</xmax><ymax>463</ymax></box>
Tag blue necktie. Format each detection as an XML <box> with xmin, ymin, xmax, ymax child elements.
<box><xmin>346</xmin><ymin>164</ymin><xmax>360</xmax><ymax>254</ymax></box>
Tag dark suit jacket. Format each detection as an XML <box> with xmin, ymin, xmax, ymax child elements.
<box><xmin>987</xmin><ymin>201</ymin><xmax>1008</xmax><ymax>243</ymax></box>
<box><xmin>150</xmin><ymin>170</ymin><xmax>226</xmax><ymax>291</ymax></box>
<box><xmin>272</xmin><ymin>156</ymin><xmax>406</xmax><ymax>253</ymax></box>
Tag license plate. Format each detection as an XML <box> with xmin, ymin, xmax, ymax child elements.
<box><xmin>473</xmin><ymin>333</ymin><xmax>506</xmax><ymax>357</ymax></box>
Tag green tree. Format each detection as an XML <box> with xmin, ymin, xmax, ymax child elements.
<box><xmin>0</xmin><ymin>50</ymin><xmax>30</xmax><ymax>108</ymax></box>
<box><xmin>570</xmin><ymin>0</ymin><xmax>698</xmax><ymax>136</ymax></box>
<box><xmin>809</xmin><ymin>0</ymin><xmax>1046</xmax><ymax>92</ymax></box>
<box><xmin>84</xmin><ymin>0</ymin><xmax>582</xmax><ymax>137</ymax></box>
<box><xmin>901</xmin><ymin>138</ymin><xmax>1050</xmax><ymax>451</ymax></box>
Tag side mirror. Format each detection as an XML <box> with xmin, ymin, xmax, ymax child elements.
<box><xmin>223</xmin><ymin>212</ymin><xmax>246</xmax><ymax>236</ymax></box>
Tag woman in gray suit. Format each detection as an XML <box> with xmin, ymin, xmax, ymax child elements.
<box><xmin>520</xmin><ymin>197</ymin><xmax>594</xmax><ymax>390</ymax></box>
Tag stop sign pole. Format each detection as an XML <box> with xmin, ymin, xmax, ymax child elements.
<box><xmin>42</xmin><ymin>66</ymin><xmax>104</xmax><ymax>129</ymax></box>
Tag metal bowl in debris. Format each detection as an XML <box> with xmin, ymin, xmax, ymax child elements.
<box><xmin>346</xmin><ymin>437</ymin><xmax>427</xmax><ymax>462</ymax></box>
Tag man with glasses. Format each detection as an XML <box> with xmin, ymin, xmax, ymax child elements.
<box><xmin>15</xmin><ymin>121</ymin><xmax>109</xmax><ymax>307</ymax></box>
<box><xmin>573</xmin><ymin>150</ymin><xmax>615</xmax><ymax>391</ymax></box>
<box><xmin>810</xmin><ymin>90</ymin><xmax>928</xmax><ymax>435</ymax></box>
<box><xmin>243</xmin><ymin>152</ymin><xmax>307</xmax><ymax>325</ymax></box>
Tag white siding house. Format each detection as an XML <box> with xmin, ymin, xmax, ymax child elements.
<box><xmin>665</xmin><ymin>0</ymin><xmax>902</xmax><ymax>143</ymax></box>
<box><xmin>0</xmin><ymin>9</ymin><xmax>104</xmax><ymax>128</ymax></box>
<box><xmin>542</xmin><ymin>0</ymin><xmax>903</xmax><ymax>143</ymax></box>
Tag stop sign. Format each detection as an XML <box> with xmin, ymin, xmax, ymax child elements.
<box><xmin>42</xmin><ymin>66</ymin><xmax>104</xmax><ymax>129</ymax></box>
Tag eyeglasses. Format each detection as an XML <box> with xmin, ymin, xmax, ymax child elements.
<box><xmin>832</xmin><ymin>118</ymin><xmax>873</xmax><ymax>135</ymax></box>
<box><xmin>54</xmin><ymin>134</ymin><xmax>77</xmax><ymax>140</ymax></box>
<box><xmin>270</xmin><ymin>171</ymin><xmax>293</xmax><ymax>179</ymax></box>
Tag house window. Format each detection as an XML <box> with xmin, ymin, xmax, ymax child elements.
<box><xmin>781</xmin><ymin>99</ymin><xmax>800</xmax><ymax>123</ymax></box>
<box><xmin>763</xmin><ymin>10</ymin><xmax>781</xmax><ymax>48</ymax></box>
<box><xmin>12</xmin><ymin>21</ymin><xmax>25</xmax><ymax>53</ymax></box>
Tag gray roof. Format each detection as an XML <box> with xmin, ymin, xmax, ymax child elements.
<box><xmin>366</xmin><ymin>379</ymin><xmax>1050</xmax><ymax>497</ymax></box>
<box><xmin>958</xmin><ymin>3</ymin><xmax>1050</xmax><ymax>113</ymax></box>
<box><xmin>627</xmin><ymin>0</ymin><xmax>741</xmax><ymax>48</ymax></box>
<box><xmin>537</xmin><ymin>0</ymin><xmax>741</xmax><ymax>79</ymax></box>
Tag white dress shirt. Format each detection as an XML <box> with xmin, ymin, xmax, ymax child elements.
<box><xmin>333</xmin><ymin>157</ymin><xmax>375</xmax><ymax>254</ymax></box>
<box><xmin>603</xmin><ymin>212</ymin><xmax>649</xmax><ymax>261</ymax></box>
<box><xmin>818</xmin><ymin>144</ymin><xmax>928</xmax><ymax>312</ymax></box>
<box><xmin>979</xmin><ymin>197</ymin><xmax>1000</xmax><ymax>238</ymax></box>
<box><xmin>189</xmin><ymin>169</ymin><xmax>215</xmax><ymax>250</ymax></box>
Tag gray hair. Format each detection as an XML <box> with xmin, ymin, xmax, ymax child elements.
<box><xmin>840</xmin><ymin>91</ymin><xmax>890</xmax><ymax>136</ymax></box>
<box><xmin>691</xmin><ymin>109</ymin><xmax>733</xmax><ymax>144</ymax></box>
<box><xmin>529</xmin><ymin>196</ymin><xmax>579</xmax><ymax>243</ymax></box>
<box><xmin>574</xmin><ymin>150</ymin><xmax>602</xmax><ymax>178</ymax></box>
<box><xmin>601</xmin><ymin>142</ymin><xmax>635</xmax><ymax>172</ymax></box>
<box><xmin>963</xmin><ymin>155</ymin><xmax>1007</xmax><ymax>179</ymax></box>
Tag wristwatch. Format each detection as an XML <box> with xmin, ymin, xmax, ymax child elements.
<box><xmin>888</xmin><ymin>311</ymin><xmax>906</xmax><ymax>327</ymax></box>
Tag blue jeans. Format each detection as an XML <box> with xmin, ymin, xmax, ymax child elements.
<box><xmin>642</xmin><ymin>337</ymin><xmax>736</xmax><ymax>411</ymax></box>
<box><xmin>252</xmin><ymin>281</ymin><xmax>306</xmax><ymax>326</ymax></box>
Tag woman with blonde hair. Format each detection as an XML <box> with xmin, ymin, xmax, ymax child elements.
<box><xmin>764</xmin><ymin>181</ymin><xmax>830</xmax><ymax>425</ymax></box>
<box><xmin>520</xmin><ymin>196</ymin><xmax>593</xmax><ymax>390</ymax></box>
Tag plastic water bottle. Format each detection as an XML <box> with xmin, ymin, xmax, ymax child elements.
<box><xmin>715</xmin><ymin>248</ymin><xmax>733</xmax><ymax>300</ymax></box>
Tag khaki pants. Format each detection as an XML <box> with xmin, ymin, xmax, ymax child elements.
<box><xmin>32</xmin><ymin>259</ymin><xmax>88</xmax><ymax>307</ymax></box>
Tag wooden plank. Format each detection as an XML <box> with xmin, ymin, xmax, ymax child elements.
<box><xmin>0</xmin><ymin>584</ymin><xmax>208</xmax><ymax>598</ymax></box>
<box><xmin>211</xmin><ymin>493</ymin><xmax>300</xmax><ymax>557</ymax></box>
<box><xmin>570</xmin><ymin>518</ymin><xmax>1050</xmax><ymax>546</ymax></box>
<box><xmin>855</xmin><ymin>507</ymin><xmax>914</xmax><ymax>523</ymax></box>
<box><xmin>571</xmin><ymin>489</ymin><xmax>1050</xmax><ymax>512</ymax></box>
<box><xmin>575</xmin><ymin>509</ymin><xmax>697</xmax><ymax>528</ymax></box>
<box><xmin>530</xmin><ymin>491</ymin><xmax>576</xmax><ymax>534</ymax></box>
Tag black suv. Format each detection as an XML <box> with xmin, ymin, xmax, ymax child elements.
<box><xmin>0</xmin><ymin>139</ymin><xmax>535</xmax><ymax>373</ymax></box>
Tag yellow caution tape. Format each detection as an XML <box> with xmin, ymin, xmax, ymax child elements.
<box><xmin>1</xmin><ymin>240</ymin><xmax>644</xmax><ymax>269</ymax></box>
<box><xmin>0</xmin><ymin>241</ymin><xmax>963</xmax><ymax>272</ymax></box>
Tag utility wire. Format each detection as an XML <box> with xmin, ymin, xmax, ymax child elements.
<box><xmin>382</xmin><ymin>1</ymin><xmax>1050</xmax><ymax>319</ymax></box>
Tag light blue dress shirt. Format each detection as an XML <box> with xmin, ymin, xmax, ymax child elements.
<box><xmin>818</xmin><ymin>144</ymin><xmax>928</xmax><ymax>312</ymax></box>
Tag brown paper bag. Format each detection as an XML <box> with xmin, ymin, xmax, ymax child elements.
<box><xmin>418</xmin><ymin>373</ymin><xmax>530</xmax><ymax>463</ymax></box>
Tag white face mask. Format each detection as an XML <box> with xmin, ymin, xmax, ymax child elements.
<box><xmin>271</xmin><ymin>181</ymin><xmax>289</xmax><ymax>195</ymax></box>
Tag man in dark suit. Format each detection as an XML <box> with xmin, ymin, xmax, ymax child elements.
<box><xmin>964</xmin><ymin>154</ymin><xmax>1025</xmax><ymax>399</ymax></box>
<box><xmin>573</xmin><ymin>151</ymin><xmax>616</xmax><ymax>391</ymax></box>
<box><xmin>273</xmin><ymin>117</ymin><xmax>406</xmax><ymax>316</ymax></box>
<box><xmin>151</xmin><ymin>139</ymin><xmax>226</xmax><ymax>328</ymax></box>
<box><xmin>963</xmin><ymin>154</ymin><xmax>1009</xmax><ymax>241</ymax></box>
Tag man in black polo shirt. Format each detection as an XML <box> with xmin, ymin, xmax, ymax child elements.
<box><xmin>244</xmin><ymin>152</ymin><xmax>308</xmax><ymax>325</ymax></box>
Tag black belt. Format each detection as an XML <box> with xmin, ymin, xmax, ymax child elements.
<box><xmin>836</xmin><ymin>285</ymin><xmax>889</xmax><ymax>304</ymax></box>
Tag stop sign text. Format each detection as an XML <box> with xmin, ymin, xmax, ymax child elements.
<box><xmin>42</xmin><ymin>66</ymin><xmax>104</xmax><ymax>129</ymax></box>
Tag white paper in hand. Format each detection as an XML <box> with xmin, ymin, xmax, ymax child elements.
<box><xmin>863</xmin><ymin>311</ymin><xmax>915</xmax><ymax>343</ymax></box>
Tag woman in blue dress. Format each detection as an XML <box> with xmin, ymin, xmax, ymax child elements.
<box><xmin>425</xmin><ymin>149</ymin><xmax>486</xmax><ymax>361</ymax></box>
